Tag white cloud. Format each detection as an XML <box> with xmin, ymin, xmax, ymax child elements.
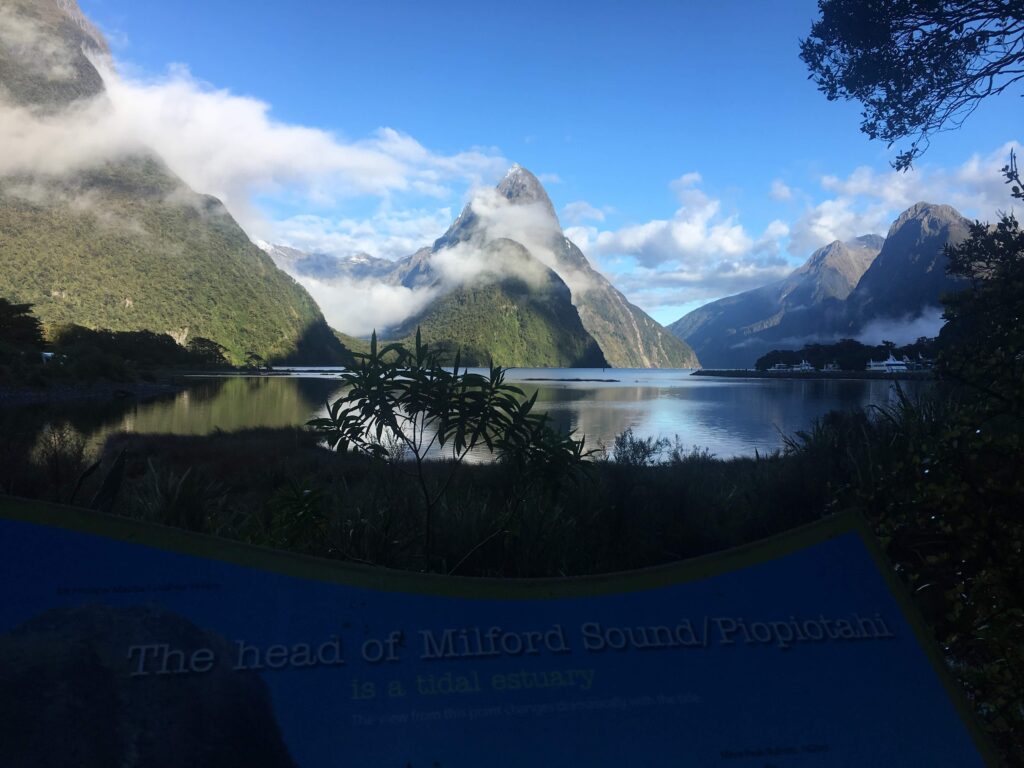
<box><xmin>537</xmin><ymin>172</ymin><xmax>562</xmax><ymax>185</ymax></box>
<box><xmin>789</xmin><ymin>142</ymin><xmax>1022</xmax><ymax>255</ymax></box>
<box><xmin>672</xmin><ymin>171</ymin><xmax>703</xmax><ymax>190</ymax></box>
<box><xmin>786</xmin><ymin>197</ymin><xmax>884</xmax><ymax>257</ymax></box>
<box><xmin>0</xmin><ymin>96</ymin><xmax>144</xmax><ymax>176</ymax></box>
<box><xmin>274</xmin><ymin>206</ymin><xmax>453</xmax><ymax>261</ymax></box>
<box><xmin>467</xmin><ymin>187</ymin><xmax>598</xmax><ymax>294</ymax></box>
<box><xmin>0</xmin><ymin>54</ymin><xmax>508</xmax><ymax>239</ymax></box>
<box><xmin>770</xmin><ymin>179</ymin><xmax>793</xmax><ymax>201</ymax></box>
<box><xmin>97</xmin><ymin>63</ymin><xmax>508</xmax><ymax>231</ymax></box>
<box><xmin>562</xmin><ymin>200</ymin><xmax>606</xmax><ymax>224</ymax></box>
<box><xmin>282</xmin><ymin>192</ymin><xmax>585</xmax><ymax>334</ymax></box>
<box><xmin>609</xmin><ymin>259</ymin><xmax>793</xmax><ymax>314</ymax></box>
<box><xmin>763</xmin><ymin>219</ymin><xmax>790</xmax><ymax>240</ymax></box>
<box><xmin>857</xmin><ymin>306</ymin><xmax>946</xmax><ymax>346</ymax></box>
<box><xmin>296</xmin><ymin>276</ymin><xmax>439</xmax><ymax>337</ymax></box>
<box><xmin>431</xmin><ymin>237</ymin><xmax>551</xmax><ymax>290</ymax></box>
<box><xmin>0</xmin><ymin>7</ymin><xmax>78</xmax><ymax>82</ymax></box>
<box><xmin>585</xmin><ymin>196</ymin><xmax>751</xmax><ymax>268</ymax></box>
<box><xmin>564</xmin><ymin>172</ymin><xmax>790</xmax><ymax>308</ymax></box>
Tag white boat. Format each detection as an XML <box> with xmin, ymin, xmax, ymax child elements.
<box><xmin>866</xmin><ymin>354</ymin><xmax>908</xmax><ymax>372</ymax></box>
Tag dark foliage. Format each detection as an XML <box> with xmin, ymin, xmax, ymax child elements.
<box><xmin>1</xmin><ymin>300</ymin><xmax>235</xmax><ymax>387</ymax></box>
<box><xmin>40</xmin><ymin>323</ymin><xmax>230</xmax><ymax>382</ymax></box>
<box><xmin>0</xmin><ymin>299</ymin><xmax>44</xmax><ymax>352</ymax></box>
<box><xmin>801</xmin><ymin>0</ymin><xmax>1024</xmax><ymax>168</ymax></box>
<box><xmin>939</xmin><ymin>159</ymin><xmax>1024</xmax><ymax>421</ymax></box>
<box><xmin>186</xmin><ymin>337</ymin><xmax>230</xmax><ymax>367</ymax></box>
<box><xmin>755</xmin><ymin>337</ymin><xmax>937</xmax><ymax>371</ymax></box>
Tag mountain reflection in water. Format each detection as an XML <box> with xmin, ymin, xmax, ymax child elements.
<box><xmin>2</xmin><ymin>369</ymin><xmax>933</xmax><ymax>460</ymax></box>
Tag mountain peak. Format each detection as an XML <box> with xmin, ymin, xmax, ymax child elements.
<box><xmin>496</xmin><ymin>164</ymin><xmax>557</xmax><ymax>219</ymax></box>
<box><xmin>889</xmin><ymin>202</ymin><xmax>965</xmax><ymax>237</ymax></box>
<box><xmin>802</xmin><ymin>235</ymin><xmax>883</xmax><ymax>273</ymax></box>
<box><xmin>0</xmin><ymin>0</ymin><xmax>110</xmax><ymax>108</ymax></box>
<box><xmin>54</xmin><ymin>0</ymin><xmax>109</xmax><ymax>53</ymax></box>
<box><xmin>433</xmin><ymin>163</ymin><xmax>559</xmax><ymax>250</ymax></box>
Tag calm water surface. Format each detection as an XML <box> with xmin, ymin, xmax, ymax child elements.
<box><xmin>4</xmin><ymin>368</ymin><xmax>933</xmax><ymax>459</ymax></box>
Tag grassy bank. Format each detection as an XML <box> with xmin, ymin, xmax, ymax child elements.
<box><xmin>3</xmin><ymin>426</ymin><xmax>824</xmax><ymax>576</ymax></box>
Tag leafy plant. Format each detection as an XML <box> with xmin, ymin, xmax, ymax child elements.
<box><xmin>267</xmin><ymin>477</ymin><xmax>330</xmax><ymax>553</ymax></box>
<box><xmin>131</xmin><ymin>459</ymin><xmax>228</xmax><ymax>532</ymax></box>
<box><xmin>308</xmin><ymin>328</ymin><xmax>588</xmax><ymax>566</ymax></box>
<box><xmin>31</xmin><ymin>422</ymin><xmax>88</xmax><ymax>500</ymax></box>
<box><xmin>611</xmin><ymin>427</ymin><xmax>670</xmax><ymax>466</ymax></box>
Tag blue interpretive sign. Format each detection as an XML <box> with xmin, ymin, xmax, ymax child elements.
<box><xmin>0</xmin><ymin>499</ymin><xmax>994</xmax><ymax>767</ymax></box>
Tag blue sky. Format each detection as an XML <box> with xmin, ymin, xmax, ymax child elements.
<box><xmin>77</xmin><ymin>0</ymin><xmax>1022</xmax><ymax>327</ymax></box>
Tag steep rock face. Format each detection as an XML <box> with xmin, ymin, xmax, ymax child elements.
<box><xmin>788</xmin><ymin>235</ymin><xmax>884</xmax><ymax>305</ymax></box>
<box><xmin>840</xmin><ymin>203</ymin><xmax>970</xmax><ymax>330</ymax></box>
<box><xmin>0</xmin><ymin>0</ymin><xmax>108</xmax><ymax>108</ymax></box>
<box><xmin>430</xmin><ymin>165</ymin><xmax>699</xmax><ymax>368</ymax></box>
<box><xmin>387</xmin><ymin>246</ymin><xmax>436</xmax><ymax>289</ymax></box>
<box><xmin>389</xmin><ymin>238</ymin><xmax>608</xmax><ymax>367</ymax></box>
<box><xmin>669</xmin><ymin>235</ymin><xmax>883</xmax><ymax>368</ymax></box>
<box><xmin>0</xmin><ymin>604</ymin><xmax>297</xmax><ymax>768</ymax></box>
<box><xmin>0</xmin><ymin>0</ymin><xmax>347</xmax><ymax>363</ymax></box>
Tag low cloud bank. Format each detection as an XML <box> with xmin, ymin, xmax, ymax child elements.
<box><xmin>291</xmin><ymin>203</ymin><xmax>572</xmax><ymax>335</ymax></box>
<box><xmin>0</xmin><ymin>43</ymin><xmax>506</xmax><ymax>237</ymax></box>
<box><xmin>856</xmin><ymin>306</ymin><xmax>946</xmax><ymax>347</ymax></box>
<box><xmin>296</xmin><ymin>277</ymin><xmax>440</xmax><ymax>338</ymax></box>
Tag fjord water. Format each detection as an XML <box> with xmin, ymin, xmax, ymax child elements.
<box><xmin>8</xmin><ymin>369</ymin><xmax>932</xmax><ymax>459</ymax></box>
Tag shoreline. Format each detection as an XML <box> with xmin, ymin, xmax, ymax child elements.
<box><xmin>691</xmin><ymin>369</ymin><xmax>935</xmax><ymax>381</ymax></box>
<box><xmin>0</xmin><ymin>380</ymin><xmax>186</xmax><ymax>408</ymax></box>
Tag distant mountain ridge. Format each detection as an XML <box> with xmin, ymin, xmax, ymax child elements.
<box><xmin>0</xmin><ymin>0</ymin><xmax>347</xmax><ymax>364</ymax></box>
<box><xmin>264</xmin><ymin>244</ymin><xmax>396</xmax><ymax>282</ymax></box>
<box><xmin>668</xmin><ymin>203</ymin><xmax>971</xmax><ymax>368</ymax></box>
<box><xmin>669</xmin><ymin>234</ymin><xmax>883</xmax><ymax>368</ymax></box>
